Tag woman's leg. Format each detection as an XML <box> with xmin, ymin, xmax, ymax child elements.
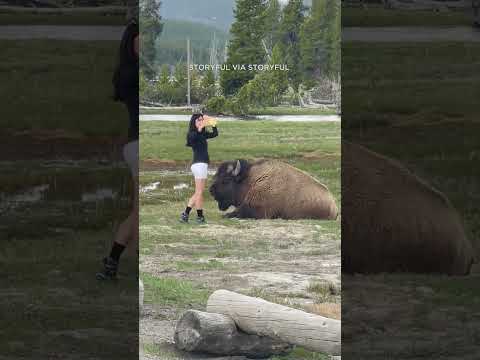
<box><xmin>96</xmin><ymin>180</ymin><xmax>136</xmax><ymax>280</ymax></box>
<box><xmin>194</xmin><ymin>178</ymin><xmax>207</xmax><ymax>223</ymax></box>
<box><xmin>97</xmin><ymin>141</ymin><xmax>138</xmax><ymax>280</ymax></box>
<box><xmin>194</xmin><ymin>178</ymin><xmax>206</xmax><ymax>210</ymax></box>
<box><xmin>187</xmin><ymin>192</ymin><xmax>197</xmax><ymax>208</ymax></box>
<box><xmin>181</xmin><ymin>176</ymin><xmax>198</xmax><ymax>222</ymax></box>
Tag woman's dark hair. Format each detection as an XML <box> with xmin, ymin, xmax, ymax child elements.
<box><xmin>186</xmin><ymin>113</ymin><xmax>203</xmax><ymax>147</ymax></box>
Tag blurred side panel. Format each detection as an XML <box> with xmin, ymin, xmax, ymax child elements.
<box><xmin>0</xmin><ymin>1</ymin><xmax>139</xmax><ymax>359</ymax></box>
<box><xmin>342</xmin><ymin>1</ymin><xmax>480</xmax><ymax>359</ymax></box>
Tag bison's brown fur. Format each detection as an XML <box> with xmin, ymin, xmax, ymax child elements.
<box><xmin>342</xmin><ymin>141</ymin><xmax>475</xmax><ymax>275</ymax></box>
<box><xmin>210</xmin><ymin>159</ymin><xmax>338</xmax><ymax>220</ymax></box>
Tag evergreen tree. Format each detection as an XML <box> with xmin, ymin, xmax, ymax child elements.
<box><xmin>324</xmin><ymin>0</ymin><xmax>341</xmax><ymax>76</ymax></box>
<box><xmin>201</xmin><ymin>68</ymin><xmax>217</xmax><ymax>100</ymax></box>
<box><xmin>278</xmin><ymin>0</ymin><xmax>305</xmax><ymax>90</ymax></box>
<box><xmin>140</xmin><ymin>0</ymin><xmax>163</xmax><ymax>79</ymax></box>
<box><xmin>300</xmin><ymin>0</ymin><xmax>325</xmax><ymax>86</ymax></box>
<box><xmin>159</xmin><ymin>64</ymin><xmax>170</xmax><ymax>86</ymax></box>
<box><xmin>139</xmin><ymin>69</ymin><xmax>150</xmax><ymax>101</ymax></box>
<box><xmin>156</xmin><ymin>64</ymin><xmax>171</xmax><ymax>104</ymax></box>
<box><xmin>220</xmin><ymin>0</ymin><xmax>268</xmax><ymax>96</ymax></box>
<box><xmin>300</xmin><ymin>0</ymin><xmax>340</xmax><ymax>85</ymax></box>
<box><xmin>172</xmin><ymin>62</ymin><xmax>187</xmax><ymax>104</ymax></box>
<box><xmin>233</xmin><ymin>43</ymin><xmax>289</xmax><ymax>114</ymax></box>
<box><xmin>263</xmin><ymin>0</ymin><xmax>282</xmax><ymax>54</ymax></box>
<box><xmin>268</xmin><ymin>44</ymin><xmax>289</xmax><ymax>103</ymax></box>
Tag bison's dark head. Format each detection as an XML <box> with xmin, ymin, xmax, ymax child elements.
<box><xmin>209</xmin><ymin>159</ymin><xmax>249</xmax><ymax>211</ymax></box>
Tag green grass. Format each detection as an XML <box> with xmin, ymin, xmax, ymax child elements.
<box><xmin>139</xmin><ymin>121</ymin><xmax>340</xmax><ymax>358</ymax></box>
<box><xmin>343</xmin><ymin>41</ymin><xmax>480</xmax><ymax>255</ymax></box>
<box><xmin>0</xmin><ymin>12</ymin><xmax>125</xmax><ymax>25</ymax></box>
<box><xmin>140</xmin><ymin>107</ymin><xmax>193</xmax><ymax>115</ymax></box>
<box><xmin>342</xmin><ymin>6</ymin><xmax>473</xmax><ymax>27</ymax></box>
<box><xmin>1</xmin><ymin>230</ymin><xmax>138</xmax><ymax>358</ymax></box>
<box><xmin>374</xmin><ymin>273</ymin><xmax>480</xmax><ymax>307</ymax></box>
<box><xmin>141</xmin><ymin>273</ymin><xmax>210</xmax><ymax>309</ymax></box>
<box><xmin>0</xmin><ymin>40</ymin><xmax>125</xmax><ymax>136</ymax></box>
<box><xmin>140</xmin><ymin>106</ymin><xmax>337</xmax><ymax>116</ymax></box>
<box><xmin>247</xmin><ymin>106</ymin><xmax>337</xmax><ymax>116</ymax></box>
<box><xmin>307</xmin><ymin>281</ymin><xmax>340</xmax><ymax>303</ymax></box>
<box><xmin>140</xmin><ymin>120</ymin><xmax>340</xmax><ymax>163</ymax></box>
<box><xmin>343</xmin><ymin>42</ymin><xmax>480</xmax><ymax>127</ymax></box>
<box><xmin>342</xmin><ymin>37</ymin><xmax>480</xmax><ymax>360</ymax></box>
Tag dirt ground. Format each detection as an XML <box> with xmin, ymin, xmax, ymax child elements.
<box><xmin>139</xmin><ymin>173</ymin><xmax>341</xmax><ymax>360</ymax></box>
<box><xmin>342</xmin><ymin>273</ymin><xmax>480</xmax><ymax>360</ymax></box>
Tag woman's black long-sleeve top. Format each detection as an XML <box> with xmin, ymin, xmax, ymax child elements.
<box><xmin>187</xmin><ymin>127</ymin><xmax>218</xmax><ymax>164</ymax></box>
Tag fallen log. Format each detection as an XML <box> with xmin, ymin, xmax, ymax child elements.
<box><xmin>207</xmin><ymin>290</ymin><xmax>341</xmax><ymax>356</ymax></box>
<box><xmin>174</xmin><ymin>310</ymin><xmax>292</xmax><ymax>359</ymax></box>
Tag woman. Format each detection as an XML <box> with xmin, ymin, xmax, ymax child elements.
<box><xmin>96</xmin><ymin>9</ymin><xmax>139</xmax><ymax>280</ymax></box>
<box><xmin>180</xmin><ymin>113</ymin><xmax>219</xmax><ymax>224</ymax></box>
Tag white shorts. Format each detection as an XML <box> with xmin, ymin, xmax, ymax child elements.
<box><xmin>191</xmin><ymin>162</ymin><xmax>208</xmax><ymax>179</ymax></box>
<box><xmin>123</xmin><ymin>140</ymin><xmax>139</xmax><ymax>178</ymax></box>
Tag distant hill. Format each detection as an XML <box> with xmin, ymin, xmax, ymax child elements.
<box><xmin>161</xmin><ymin>0</ymin><xmax>235</xmax><ymax>31</ymax></box>
<box><xmin>161</xmin><ymin>0</ymin><xmax>313</xmax><ymax>32</ymax></box>
<box><xmin>158</xmin><ymin>19</ymin><xmax>229</xmax><ymax>45</ymax></box>
<box><xmin>156</xmin><ymin>19</ymin><xmax>229</xmax><ymax>66</ymax></box>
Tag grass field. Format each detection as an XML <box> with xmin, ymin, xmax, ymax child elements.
<box><xmin>140</xmin><ymin>106</ymin><xmax>337</xmax><ymax>116</ymax></box>
<box><xmin>342</xmin><ymin>6</ymin><xmax>473</xmax><ymax>27</ymax></box>
<box><xmin>139</xmin><ymin>120</ymin><xmax>341</xmax><ymax>359</ymax></box>
<box><xmin>0</xmin><ymin>159</ymin><xmax>137</xmax><ymax>359</ymax></box>
<box><xmin>1</xmin><ymin>230</ymin><xmax>138</xmax><ymax>359</ymax></box>
<box><xmin>0</xmin><ymin>40</ymin><xmax>125</xmax><ymax>137</ymax></box>
<box><xmin>342</xmin><ymin>40</ymin><xmax>480</xmax><ymax>359</ymax></box>
<box><xmin>343</xmin><ymin>42</ymin><xmax>480</xmax><ymax>251</ymax></box>
<box><xmin>0</xmin><ymin>36</ymin><xmax>137</xmax><ymax>358</ymax></box>
<box><xmin>0</xmin><ymin>12</ymin><xmax>125</xmax><ymax>25</ymax></box>
<box><xmin>0</xmin><ymin>6</ymin><xmax>125</xmax><ymax>25</ymax></box>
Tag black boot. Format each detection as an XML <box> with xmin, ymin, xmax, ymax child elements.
<box><xmin>196</xmin><ymin>216</ymin><xmax>206</xmax><ymax>224</ymax></box>
<box><xmin>179</xmin><ymin>212</ymin><xmax>189</xmax><ymax>223</ymax></box>
<box><xmin>96</xmin><ymin>257</ymin><xmax>119</xmax><ymax>280</ymax></box>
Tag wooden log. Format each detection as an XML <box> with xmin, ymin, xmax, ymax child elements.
<box><xmin>174</xmin><ymin>310</ymin><xmax>292</xmax><ymax>358</ymax></box>
<box><xmin>207</xmin><ymin>290</ymin><xmax>341</xmax><ymax>356</ymax></box>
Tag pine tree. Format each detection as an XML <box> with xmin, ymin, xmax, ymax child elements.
<box><xmin>220</xmin><ymin>0</ymin><xmax>268</xmax><ymax>96</ymax></box>
<box><xmin>263</xmin><ymin>0</ymin><xmax>282</xmax><ymax>54</ymax></box>
<box><xmin>233</xmin><ymin>43</ymin><xmax>289</xmax><ymax>113</ymax></box>
<box><xmin>300</xmin><ymin>0</ymin><xmax>340</xmax><ymax>85</ymax></box>
<box><xmin>201</xmin><ymin>68</ymin><xmax>217</xmax><ymax>100</ymax></box>
<box><xmin>140</xmin><ymin>69</ymin><xmax>150</xmax><ymax>101</ymax></box>
<box><xmin>324</xmin><ymin>0</ymin><xmax>341</xmax><ymax>76</ymax></box>
<box><xmin>300</xmin><ymin>0</ymin><xmax>326</xmax><ymax>86</ymax></box>
<box><xmin>269</xmin><ymin>44</ymin><xmax>289</xmax><ymax>104</ymax></box>
<box><xmin>156</xmin><ymin>64</ymin><xmax>170</xmax><ymax>104</ymax></box>
<box><xmin>278</xmin><ymin>0</ymin><xmax>305</xmax><ymax>90</ymax></box>
<box><xmin>159</xmin><ymin>64</ymin><xmax>170</xmax><ymax>86</ymax></box>
<box><xmin>140</xmin><ymin>0</ymin><xmax>163</xmax><ymax>79</ymax></box>
<box><xmin>172</xmin><ymin>62</ymin><xmax>187</xmax><ymax>104</ymax></box>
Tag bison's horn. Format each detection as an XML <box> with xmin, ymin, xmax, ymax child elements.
<box><xmin>232</xmin><ymin>160</ymin><xmax>241</xmax><ymax>176</ymax></box>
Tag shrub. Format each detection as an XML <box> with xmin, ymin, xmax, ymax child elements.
<box><xmin>204</xmin><ymin>96</ymin><xmax>227</xmax><ymax>114</ymax></box>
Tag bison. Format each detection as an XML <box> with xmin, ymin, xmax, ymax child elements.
<box><xmin>342</xmin><ymin>141</ymin><xmax>476</xmax><ymax>275</ymax></box>
<box><xmin>209</xmin><ymin>159</ymin><xmax>338</xmax><ymax>220</ymax></box>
